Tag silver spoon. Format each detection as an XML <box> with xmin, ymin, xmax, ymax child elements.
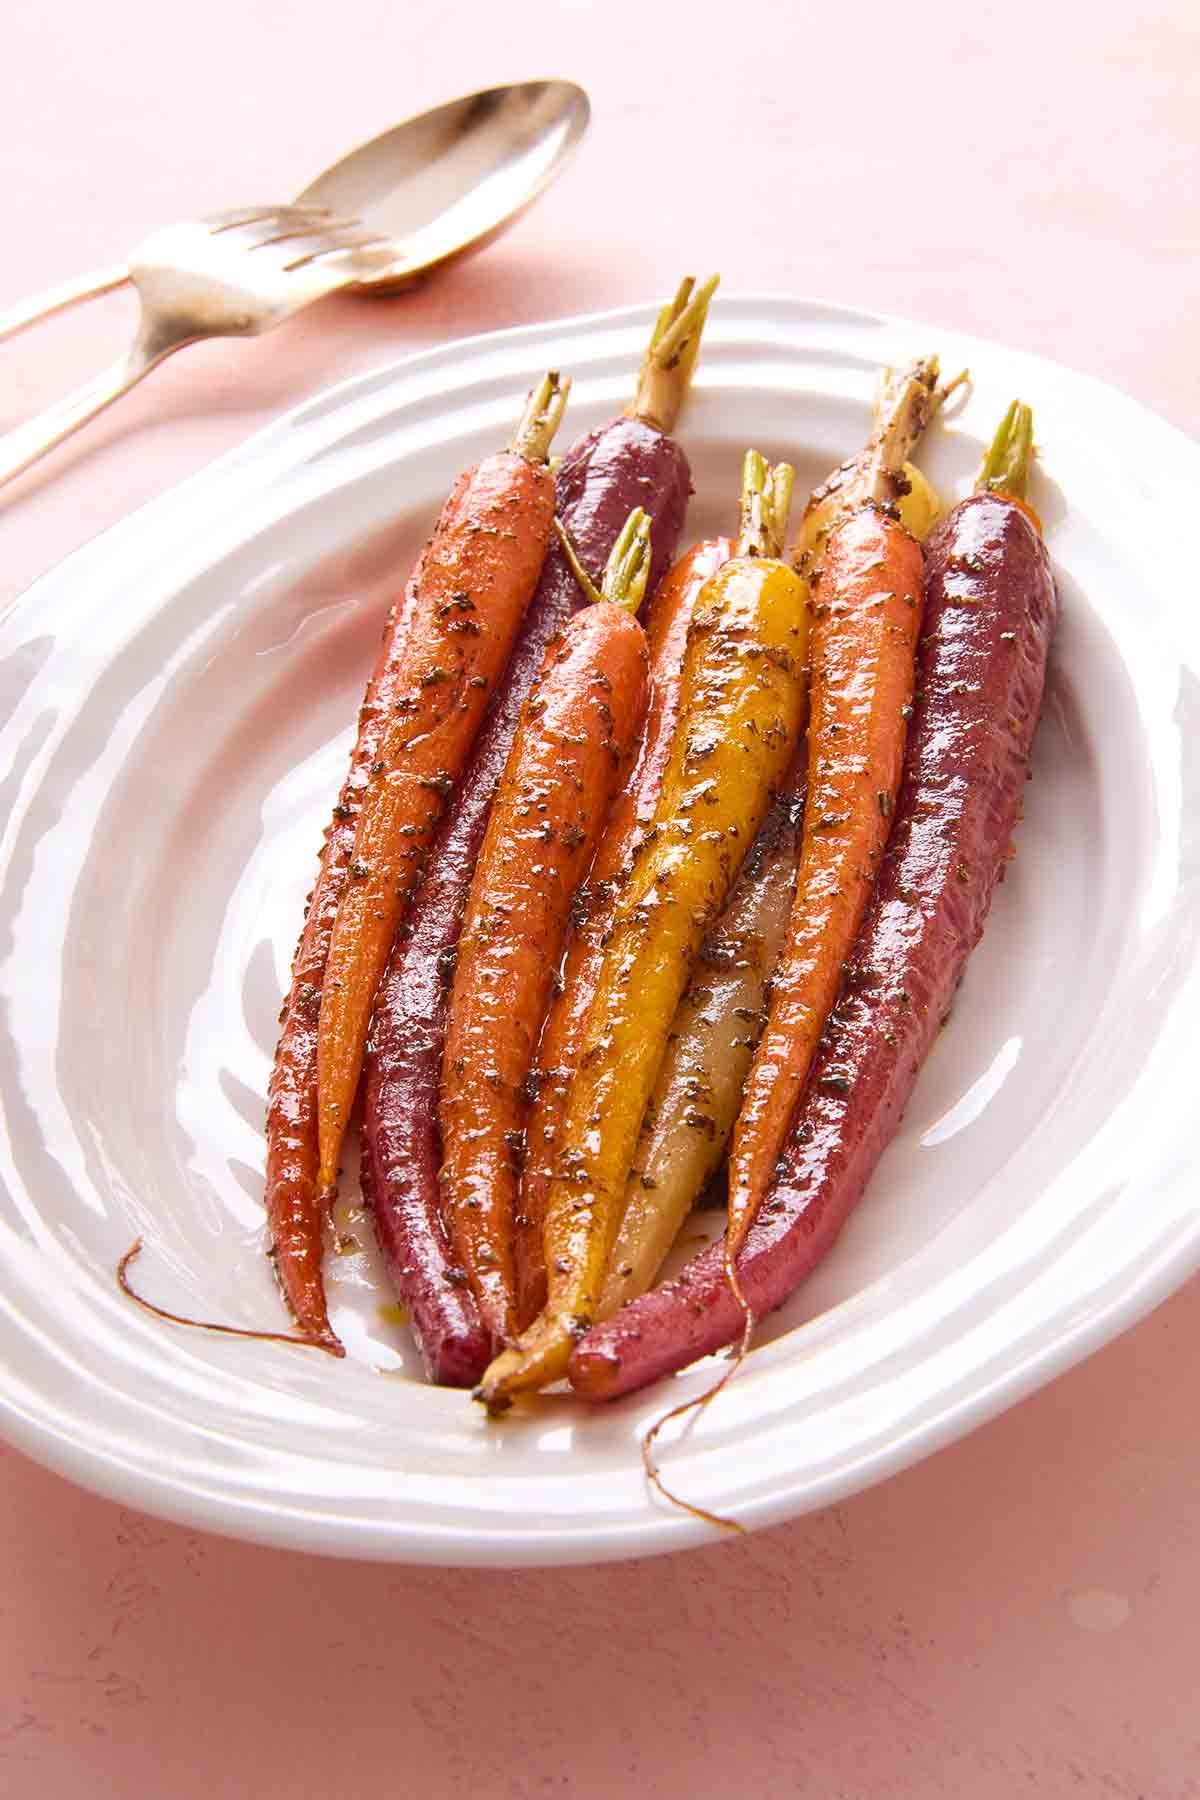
<box><xmin>0</xmin><ymin>80</ymin><xmax>590</xmax><ymax>342</ymax></box>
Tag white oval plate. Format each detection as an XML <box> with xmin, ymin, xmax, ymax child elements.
<box><xmin>2</xmin><ymin>298</ymin><xmax>1198</xmax><ymax>1565</ymax></box>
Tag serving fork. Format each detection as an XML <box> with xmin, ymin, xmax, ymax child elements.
<box><xmin>0</xmin><ymin>205</ymin><xmax>401</xmax><ymax>493</ymax></box>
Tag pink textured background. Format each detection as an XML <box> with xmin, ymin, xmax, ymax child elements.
<box><xmin>2</xmin><ymin>2</ymin><xmax>1198</xmax><ymax>1794</ymax></box>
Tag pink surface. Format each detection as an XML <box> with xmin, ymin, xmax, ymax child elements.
<box><xmin>2</xmin><ymin>1</ymin><xmax>1198</xmax><ymax>1794</ymax></box>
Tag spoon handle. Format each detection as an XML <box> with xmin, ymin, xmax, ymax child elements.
<box><xmin>0</xmin><ymin>265</ymin><xmax>130</xmax><ymax>344</ymax></box>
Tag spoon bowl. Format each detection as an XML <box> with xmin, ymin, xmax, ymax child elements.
<box><xmin>297</xmin><ymin>80</ymin><xmax>591</xmax><ymax>294</ymax></box>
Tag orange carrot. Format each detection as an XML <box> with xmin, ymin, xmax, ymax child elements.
<box><xmin>439</xmin><ymin>513</ymin><xmax>653</xmax><ymax>1346</ymax></box>
<box><xmin>725</xmin><ymin>366</ymin><xmax>939</xmax><ymax>1270</ymax></box>
<box><xmin>515</xmin><ymin>534</ymin><xmax>733</xmax><ymax>1324</ymax></box>
<box><xmin>295</xmin><ymin>378</ymin><xmax>566</xmax><ymax>1245</ymax></box>
<box><xmin>265</xmin><ymin>519</ymin><xmax>446</xmax><ymax>1352</ymax></box>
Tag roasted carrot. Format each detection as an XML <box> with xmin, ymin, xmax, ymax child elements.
<box><xmin>359</xmin><ymin>278</ymin><xmax>713</xmax><ymax>1384</ymax></box>
<box><xmin>724</xmin><ymin>360</ymin><xmax>939</xmax><ymax>1274</ymax></box>
<box><xmin>594</xmin><ymin>373</ymin><xmax>952</xmax><ymax>1313</ymax></box>
<box><xmin>266</xmin><ymin>374</ymin><xmax>567</xmax><ymax>1347</ymax></box>
<box><xmin>265</xmin><ymin>529</ymin><xmax>440</xmax><ymax>1354</ymax></box>
<box><xmin>599</xmin><ymin>762</ymin><xmax>806</xmax><ymax>1318</ymax></box>
<box><xmin>314</xmin><ymin>382</ymin><xmax>570</xmax><ymax>1203</ymax></box>
<box><xmin>570</xmin><ymin>403</ymin><xmax>1056</xmax><ymax>1405</ymax></box>
<box><xmin>439</xmin><ymin>514</ymin><xmax>653</xmax><ymax>1346</ymax></box>
<box><xmin>516</xmin><ymin>533</ymin><xmax>733</xmax><ymax>1325</ymax></box>
<box><xmin>478</xmin><ymin>451</ymin><xmax>808</xmax><ymax>1407</ymax></box>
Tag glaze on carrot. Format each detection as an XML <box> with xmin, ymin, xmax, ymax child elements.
<box><xmin>598</xmin><ymin>760</ymin><xmax>806</xmax><ymax>1317</ymax></box>
<box><xmin>516</xmin><ymin>534</ymin><xmax>733</xmax><ymax>1325</ymax></box>
<box><xmin>315</xmin><ymin>386</ymin><xmax>571</xmax><ymax>1201</ymax></box>
<box><xmin>440</xmin><ymin>514</ymin><xmax>652</xmax><ymax>1345</ymax></box>
<box><xmin>266</xmin><ymin>531</ymin><xmax>439</xmax><ymax>1354</ymax></box>
<box><xmin>266</xmin><ymin>374</ymin><xmax>567</xmax><ymax>1348</ymax></box>
<box><xmin>725</xmin><ymin>360</ymin><xmax>939</xmax><ymax>1273</ymax></box>
<box><xmin>569</xmin><ymin>403</ymin><xmax>1056</xmax><ymax>1405</ymax></box>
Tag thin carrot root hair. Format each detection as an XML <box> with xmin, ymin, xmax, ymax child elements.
<box><xmin>638</xmin><ymin>1242</ymin><xmax>756</xmax><ymax>1533</ymax></box>
<box><xmin>117</xmin><ymin>1239</ymin><xmax>344</xmax><ymax>1355</ymax></box>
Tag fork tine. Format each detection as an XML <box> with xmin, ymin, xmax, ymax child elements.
<box><xmin>282</xmin><ymin>236</ymin><xmax>400</xmax><ymax>274</ymax></box>
<box><xmin>206</xmin><ymin>207</ymin><xmax>282</xmax><ymax>233</ymax></box>
<box><xmin>208</xmin><ymin>208</ymin><xmax>298</xmax><ymax>235</ymax></box>
<box><xmin>207</xmin><ymin>205</ymin><xmax>339</xmax><ymax>240</ymax></box>
<box><xmin>247</xmin><ymin>217</ymin><xmax>367</xmax><ymax>252</ymax></box>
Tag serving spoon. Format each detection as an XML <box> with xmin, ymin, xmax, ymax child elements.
<box><xmin>0</xmin><ymin>80</ymin><xmax>590</xmax><ymax>342</ymax></box>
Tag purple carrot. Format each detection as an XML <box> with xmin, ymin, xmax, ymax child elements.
<box><xmin>570</xmin><ymin>404</ymin><xmax>1057</xmax><ymax>1402</ymax></box>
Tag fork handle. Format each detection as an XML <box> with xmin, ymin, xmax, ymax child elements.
<box><xmin>0</xmin><ymin>265</ymin><xmax>131</xmax><ymax>344</ymax></box>
<box><xmin>0</xmin><ymin>341</ymin><xmax>165</xmax><ymax>493</ymax></box>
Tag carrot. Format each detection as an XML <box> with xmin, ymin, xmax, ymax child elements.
<box><xmin>439</xmin><ymin>513</ymin><xmax>653</xmax><ymax>1346</ymax></box>
<box><xmin>569</xmin><ymin>402</ymin><xmax>1057</xmax><ymax>1408</ymax></box>
<box><xmin>314</xmin><ymin>382</ymin><xmax>571</xmax><ymax>1202</ymax></box>
<box><xmin>477</xmin><ymin>451</ymin><xmax>808</xmax><ymax>1407</ymax></box>
<box><xmin>265</xmin><ymin>374</ymin><xmax>567</xmax><ymax>1347</ymax></box>
<box><xmin>357</xmin><ymin>277</ymin><xmax>714</xmax><ymax>1386</ymax></box>
<box><xmin>596</xmin><ymin>383</ymin><xmax>954</xmax><ymax>1313</ymax></box>
<box><xmin>265</xmin><ymin>523</ymin><xmax>443</xmax><ymax>1353</ymax></box>
<box><xmin>725</xmin><ymin>360</ymin><xmax>939</xmax><ymax>1274</ymax></box>
<box><xmin>598</xmin><ymin>761</ymin><xmax>806</xmax><ymax>1318</ymax></box>
<box><xmin>515</xmin><ymin>533</ymin><xmax>733</xmax><ymax>1325</ymax></box>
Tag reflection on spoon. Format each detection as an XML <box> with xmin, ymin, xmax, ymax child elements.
<box><xmin>298</xmin><ymin>80</ymin><xmax>591</xmax><ymax>293</ymax></box>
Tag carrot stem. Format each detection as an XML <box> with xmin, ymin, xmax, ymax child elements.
<box><xmin>795</xmin><ymin>356</ymin><xmax>943</xmax><ymax>586</ymax></box>
<box><xmin>510</xmin><ymin>372</ymin><xmax>572</xmax><ymax>464</ymax></box>
<box><xmin>865</xmin><ymin>357</ymin><xmax>941</xmax><ymax>506</ymax></box>
<box><xmin>932</xmin><ymin>367</ymin><xmax>970</xmax><ymax>415</ymax></box>
<box><xmin>601</xmin><ymin>508</ymin><xmax>653</xmax><ymax>610</ymax></box>
<box><xmin>976</xmin><ymin>400</ymin><xmax>1034</xmax><ymax>501</ymax></box>
<box><xmin>555</xmin><ymin>507</ymin><xmax>653</xmax><ymax>611</ymax></box>
<box><xmin>625</xmin><ymin>275</ymin><xmax>720</xmax><ymax>434</ymax></box>
<box><xmin>735</xmin><ymin>450</ymin><xmax>795</xmax><ymax>560</ymax></box>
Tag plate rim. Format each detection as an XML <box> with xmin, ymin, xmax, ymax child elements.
<box><xmin>2</xmin><ymin>291</ymin><xmax>1199</xmax><ymax>1565</ymax></box>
